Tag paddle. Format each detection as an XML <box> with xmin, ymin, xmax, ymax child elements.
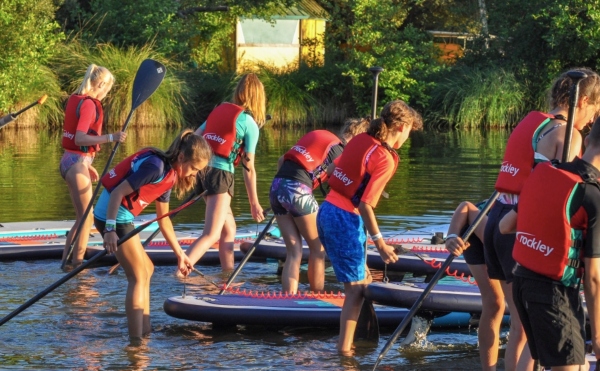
<box><xmin>372</xmin><ymin>191</ymin><xmax>498</xmax><ymax>370</ymax></box>
<box><xmin>0</xmin><ymin>95</ymin><xmax>48</xmax><ymax>129</ymax></box>
<box><xmin>0</xmin><ymin>191</ymin><xmax>203</xmax><ymax>327</ymax></box>
<box><xmin>218</xmin><ymin>213</ymin><xmax>275</xmax><ymax>294</ymax></box>
<box><xmin>353</xmin><ymin>66</ymin><xmax>386</xmax><ymax>342</ymax></box>
<box><xmin>107</xmin><ymin>191</ymin><xmax>200</xmax><ymax>274</ymax></box>
<box><xmin>62</xmin><ymin>59</ymin><xmax>167</xmax><ymax>269</ymax></box>
<box><xmin>561</xmin><ymin>70</ymin><xmax>587</xmax><ymax>163</ymax></box>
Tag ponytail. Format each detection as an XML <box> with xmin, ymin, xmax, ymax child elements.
<box><xmin>74</xmin><ymin>64</ymin><xmax>114</xmax><ymax>96</ymax></box>
<box><xmin>366</xmin><ymin>118</ymin><xmax>388</xmax><ymax>142</ymax></box>
<box><xmin>367</xmin><ymin>100</ymin><xmax>423</xmax><ymax>142</ymax></box>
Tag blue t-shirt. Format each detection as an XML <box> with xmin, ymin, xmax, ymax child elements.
<box><xmin>94</xmin><ymin>154</ymin><xmax>172</xmax><ymax>224</ymax></box>
<box><xmin>198</xmin><ymin>111</ymin><xmax>260</xmax><ymax>173</ymax></box>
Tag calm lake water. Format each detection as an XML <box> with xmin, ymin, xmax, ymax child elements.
<box><xmin>0</xmin><ymin>126</ymin><xmax>510</xmax><ymax>370</ymax></box>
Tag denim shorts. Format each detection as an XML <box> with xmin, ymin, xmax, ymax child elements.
<box><xmin>317</xmin><ymin>201</ymin><xmax>366</xmax><ymax>283</ymax></box>
<box><xmin>269</xmin><ymin>177</ymin><xmax>319</xmax><ymax>217</ymax></box>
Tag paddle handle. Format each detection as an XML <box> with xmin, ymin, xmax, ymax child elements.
<box><xmin>369</xmin><ymin>67</ymin><xmax>384</xmax><ymax>120</ymax></box>
<box><xmin>0</xmin><ymin>95</ymin><xmax>47</xmax><ymax>129</ymax></box>
<box><xmin>372</xmin><ymin>190</ymin><xmax>499</xmax><ymax>370</ymax></box>
<box><xmin>218</xmin><ymin>214</ymin><xmax>276</xmax><ymax>294</ymax></box>
<box><xmin>562</xmin><ymin>71</ymin><xmax>587</xmax><ymax>163</ymax></box>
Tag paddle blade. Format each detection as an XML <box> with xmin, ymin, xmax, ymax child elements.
<box><xmin>131</xmin><ymin>59</ymin><xmax>166</xmax><ymax>111</ymax></box>
<box><xmin>355</xmin><ymin>299</ymin><xmax>380</xmax><ymax>342</ymax></box>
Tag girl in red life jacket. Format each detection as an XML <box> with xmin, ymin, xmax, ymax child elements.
<box><xmin>316</xmin><ymin>101</ymin><xmax>423</xmax><ymax>354</ymax></box>
<box><xmin>186</xmin><ymin>73</ymin><xmax>267</xmax><ymax>271</ymax></box>
<box><xmin>60</xmin><ymin>64</ymin><xmax>127</xmax><ymax>268</ymax></box>
<box><xmin>270</xmin><ymin>118</ymin><xmax>369</xmax><ymax>294</ymax></box>
<box><xmin>94</xmin><ymin>129</ymin><xmax>211</xmax><ymax>340</ymax></box>
<box><xmin>480</xmin><ymin>68</ymin><xmax>600</xmax><ymax>371</ymax></box>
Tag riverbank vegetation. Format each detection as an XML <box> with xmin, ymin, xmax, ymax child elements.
<box><xmin>2</xmin><ymin>0</ymin><xmax>600</xmax><ymax>129</ymax></box>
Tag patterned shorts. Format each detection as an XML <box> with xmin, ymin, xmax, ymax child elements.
<box><xmin>317</xmin><ymin>201</ymin><xmax>366</xmax><ymax>283</ymax></box>
<box><xmin>269</xmin><ymin>177</ymin><xmax>319</xmax><ymax>217</ymax></box>
<box><xmin>59</xmin><ymin>151</ymin><xmax>94</xmax><ymax>180</ymax></box>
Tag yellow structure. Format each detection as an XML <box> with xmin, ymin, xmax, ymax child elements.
<box><xmin>235</xmin><ymin>0</ymin><xmax>328</xmax><ymax>72</ymax></box>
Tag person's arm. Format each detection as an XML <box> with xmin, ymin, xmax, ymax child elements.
<box><xmin>102</xmin><ymin>180</ymin><xmax>135</xmax><ymax>254</ymax></box>
<box><xmin>358</xmin><ymin>201</ymin><xmax>398</xmax><ymax>264</ymax></box>
<box><xmin>242</xmin><ymin>152</ymin><xmax>264</xmax><ymax>222</ymax></box>
<box><xmin>584</xmin><ymin>257</ymin><xmax>600</xmax><ymax>358</ymax></box>
<box><xmin>74</xmin><ymin>100</ymin><xmax>126</xmax><ymax>146</ymax></box>
<box><xmin>499</xmin><ymin>209</ymin><xmax>518</xmax><ymax>234</ymax></box>
<box><xmin>445</xmin><ymin>202</ymin><xmax>473</xmax><ymax>257</ymax></box>
<box><xmin>155</xmin><ymin>201</ymin><xmax>192</xmax><ymax>276</ymax></box>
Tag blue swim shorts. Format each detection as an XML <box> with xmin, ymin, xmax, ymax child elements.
<box><xmin>317</xmin><ymin>201</ymin><xmax>366</xmax><ymax>283</ymax></box>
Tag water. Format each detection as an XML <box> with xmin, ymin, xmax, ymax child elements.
<box><xmin>0</xmin><ymin>126</ymin><xmax>510</xmax><ymax>370</ymax></box>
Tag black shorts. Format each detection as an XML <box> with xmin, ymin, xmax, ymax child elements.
<box><xmin>94</xmin><ymin>218</ymin><xmax>135</xmax><ymax>239</ymax></box>
<box><xmin>196</xmin><ymin>167</ymin><xmax>235</xmax><ymax>197</ymax></box>
<box><xmin>484</xmin><ymin>202</ymin><xmax>517</xmax><ymax>282</ymax></box>
<box><xmin>460</xmin><ymin>224</ymin><xmax>486</xmax><ymax>265</ymax></box>
<box><xmin>512</xmin><ymin>274</ymin><xmax>585</xmax><ymax>367</ymax></box>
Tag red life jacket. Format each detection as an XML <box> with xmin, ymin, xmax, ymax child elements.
<box><xmin>61</xmin><ymin>95</ymin><xmax>103</xmax><ymax>154</ymax></box>
<box><xmin>101</xmin><ymin>149</ymin><xmax>176</xmax><ymax>217</ymax></box>
<box><xmin>494</xmin><ymin>111</ymin><xmax>556</xmax><ymax>194</ymax></box>
<box><xmin>512</xmin><ymin>161</ymin><xmax>588</xmax><ymax>287</ymax></box>
<box><xmin>283</xmin><ymin>130</ymin><xmax>342</xmax><ymax>190</ymax></box>
<box><xmin>203</xmin><ymin>102</ymin><xmax>246</xmax><ymax>166</ymax></box>
<box><xmin>329</xmin><ymin>133</ymin><xmax>398</xmax><ymax>207</ymax></box>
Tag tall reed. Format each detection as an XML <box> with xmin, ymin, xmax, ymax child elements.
<box><xmin>428</xmin><ymin>66</ymin><xmax>526</xmax><ymax>129</ymax></box>
<box><xmin>50</xmin><ymin>39</ymin><xmax>186</xmax><ymax>129</ymax></box>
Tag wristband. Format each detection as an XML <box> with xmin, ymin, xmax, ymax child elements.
<box><xmin>108</xmin><ymin>133</ymin><xmax>113</xmax><ymax>143</ymax></box>
<box><xmin>446</xmin><ymin>233</ymin><xmax>458</xmax><ymax>240</ymax></box>
<box><xmin>370</xmin><ymin>232</ymin><xmax>383</xmax><ymax>241</ymax></box>
<box><xmin>105</xmin><ymin>219</ymin><xmax>116</xmax><ymax>230</ymax></box>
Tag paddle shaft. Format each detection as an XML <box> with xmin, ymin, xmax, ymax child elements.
<box><xmin>372</xmin><ymin>190</ymin><xmax>499</xmax><ymax>370</ymax></box>
<box><xmin>0</xmin><ymin>95</ymin><xmax>48</xmax><ymax>129</ymax></box>
<box><xmin>0</xmin><ymin>193</ymin><xmax>201</xmax><ymax>327</ymax></box>
<box><xmin>218</xmin><ymin>215</ymin><xmax>276</xmax><ymax>294</ymax></box>
<box><xmin>107</xmin><ymin>191</ymin><xmax>201</xmax><ymax>274</ymax></box>
<box><xmin>561</xmin><ymin>71</ymin><xmax>587</xmax><ymax>163</ymax></box>
<box><xmin>369</xmin><ymin>67</ymin><xmax>384</xmax><ymax>120</ymax></box>
<box><xmin>62</xmin><ymin>60</ymin><xmax>166</xmax><ymax>268</ymax></box>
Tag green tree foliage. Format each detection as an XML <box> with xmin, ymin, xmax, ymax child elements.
<box><xmin>316</xmin><ymin>0</ymin><xmax>447</xmax><ymax>115</ymax></box>
<box><xmin>0</xmin><ymin>0</ymin><xmax>64</xmax><ymax>113</ymax></box>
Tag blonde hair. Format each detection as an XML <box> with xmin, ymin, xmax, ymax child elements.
<box><xmin>339</xmin><ymin>117</ymin><xmax>370</xmax><ymax>142</ymax></box>
<box><xmin>367</xmin><ymin>100</ymin><xmax>423</xmax><ymax>142</ymax></box>
<box><xmin>75</xmin><ymin>64</ymin><xmax>114</xmax><ymax>95</ymax></box>
<box><xmin>233</xmin><ymin>73</ymin><xmax>266</xmax><ymax>128</ymax></box>
<box><xmin>151</xmin><ymin>129</ymin><xmax>212</xmax><ymax>199</ymax></box>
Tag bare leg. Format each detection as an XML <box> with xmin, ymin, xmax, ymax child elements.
<box><xmin>186</xmin><ymin>193</ymin><xmax>232</xmax><ymax>267</ymax></box>
<box><xmin>338</xmin><ymin>281</ymin><xmax>366</xmax><ymax>354</ymax></box>
<box><xmin>62</xmin><ymin>162</ymin><xmax>94</xmax><ymax>265</ymax></box>
<box><xmin>218</xmin><ymin>210</ymin><xmax>236</xmax><ymax>271</ymax></box>
<box><xmin>469</xmin><ymin>265</ymin><xmax>505</xmax><ymax>371</ymax></box>
<box><xmin>277</xmin><ymin>214</ymin><xmax>303</xmax><ymax>294</ymax></box>
<box><xmin>114</xmin><ymin>235</ymin><xmax>154</xmax><ymax>339</ymax></box>
<box><xmin>502</xmin><ymin>281</ymin><xmax>531</xmax><ymax>371</ymax></box>
<box><xmin>293</xmin><ymin>212</ymin><xmax>324</xmax><ymax>292</ymax></box>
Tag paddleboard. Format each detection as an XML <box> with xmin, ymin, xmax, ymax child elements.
<box><xmin>239</xmin><ymin>238</ymin><xmax>471</xmax><ymax>278</ymax></box>
<box><xmin>163</xmin><ymin>291</ymin><xmax>474</xmax><ymax>328</ymax></box>
<box><xmin>0</xmin><ymin>217</ymin><xmax>276</xmax><ymax>264</ymax></box>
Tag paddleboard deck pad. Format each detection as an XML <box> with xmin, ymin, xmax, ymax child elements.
<box><xmin>365</xmin><ymin>281</ymin><xmax>507</xmax><ymax>314</ymax></box>
<box><xmin>164</xmin><ymin>291</ymin><xmax>474</xmax><ymax>328</ymax></box>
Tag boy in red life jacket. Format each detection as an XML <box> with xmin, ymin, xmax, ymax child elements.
<box><xmin>93</xmin><ymin>130</ymin><xmax>211</xmax><ymax>339</ymax></box>
<box><xmin>316</xmin><ymin>101</ymin><xmax>423</xmax><ymax>355</ymax></box>
<box><xmin>60</xmin><ymin>64</ymin><xmax>127</xmax><ymax>268</ymax></box>
<box><xmin>498</xmin><ymin>118</ymin><xmax>600</xmax><ymax>370</ymax></box>
<box><xmin>270</xmin><ymin>118</ymin><xmax>369</xmax><ymax>294</ymax></box>
<box><xmin>186</xmin><ymin>73</ymin><xmax>267</xmax><ymax>272</ymax></box>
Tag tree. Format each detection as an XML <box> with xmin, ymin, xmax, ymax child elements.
<box><xmin>0</xmin><ymin>0</ymin><xmax>63</xmax><ymax>112</ymax></box>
